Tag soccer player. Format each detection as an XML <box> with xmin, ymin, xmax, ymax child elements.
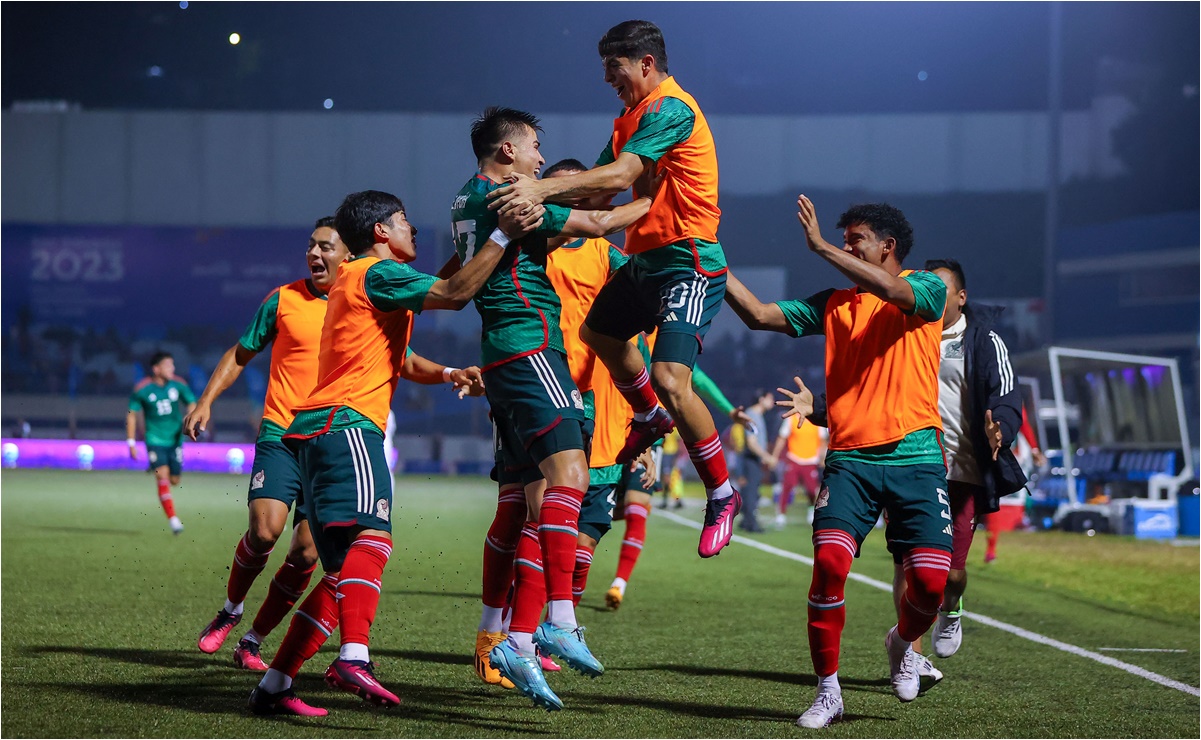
<box><xmin>723</xmin><ymin>196</ymin><xmax>951</xmax><ymax>728</ymax></box>
<box><xmin>451</xmin><ymin>112</ymin><xmax>656</xmax><ymax>711</ymax></box>
<box><xmin>770</xmin><ymin>417</ymin><xmax>828</xmax><ymax>527</ymax></box>
<box><xmin>127</xmin><ymin>351</ymin><xmax>196</xmax><ymax>535</ymax></box>
<box><xmin>488</xmin><ymin>20</ymin><xmax>743</xmax><ymax>558</ymax></box>
<box><xmin>247</xmin><ymin>189</ymin><xmax>540</xmax><ymax>717</ymax></box>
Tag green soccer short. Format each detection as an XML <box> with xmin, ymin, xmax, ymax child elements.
<box><xmin>584</xmin><ymin>240</ymin><xmax>728</xmax><ymax>368</ymax></box>
<box><xmin>578</xmin><ymin>464</ymin><xmax>624</xmax><ymax>542</ymax></box>
<box><xmin>288</xmin><ymin>427</ymin><xmax>392</xmax><ymax>572</ymax></box>
<box><xmin>247</xmin><ymin>439</ymin><xmax>306</xmax><ymax>529</ymax></box>
<box><xmin>146</xmin><ymin>444</ymin><xmax>182</xmax><ymax>476</ymax></box>
<box><xmin>485</xmin><ymin>349</ymin><xmax>589</xmax><ymax>483</ymax></box>
<box><xmin>812</xmin><ymin>458</ymin><xmax>952</xmax><ymax>557</ymax></box>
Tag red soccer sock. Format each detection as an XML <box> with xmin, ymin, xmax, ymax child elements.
<box><xmin>986</xmin><ymin>529</ymin><xmax>999</xmax><ymax>560</ymax></box>
<box><xmin>251</xmin><ymin>559</ymin><xmax>317</xmax><ymax>639</ymax></box>
<box><xmin>336</xmin><ymin>535</ymin><xmax>392</xmax><ymax>648</ymax></box>
<box><xmin>227</xmin><ymin>532</ymin><xmax>274</xmax><ymax>605</ymax></box>
<box><xmin>779</xmin><ymin>487</ymin><xmax>793</xmax><ymax>515</ymax></box>
<box><xmin>685</xmin><ymin>432</ymin><xmax>730</xmax><ymax>491</ymax></box>
<box><xmin>483</xmin><ymin>487</ymin><xmax>526</xmax><ymax>609</ymax></box>
<box><xmin>571</xmin><ymin>544</ymin><xmax>595</xmax><ymax>607</ymax></box>
<box><xmin>509</xmin><ymin>523</ymin><xmax>546</xmax><ymax>635</ymax></box>
<box><xmin>157</xmin><ymin>478</ymin><xmax>176</xmax><ymax>518</ymax></box>
<box><xmin>898</xmin><ymin>549</ymin><xmax>951</xmax><ymax>642</ymax></box>
<box><xmin>538</xmin><ymin>486</ymin><xmax>585</xmax><ymax>602</ymax></box>
<box><xmin>614</xmin><ymin>502</ymin><xmax>649</xmax><ymax>582</ymax></box>
<box><xmin>807</xmin><ymin>530</ymin><xmax>856</xmax><ymax>677</ymax></box>
<box><xmin>270</xmin><ymin>573</ymin><xmax>339</xmax><ymax>678</ymax></box>
<box><xmin>613</xmin><ymin>367</ymin><xmax>660</xmax><ymax>415</ymax></box>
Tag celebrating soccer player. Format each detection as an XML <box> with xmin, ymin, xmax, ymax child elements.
<box><xmin>126</xmin><ymin>351</ymin><xmax>196</xmax><ymax>535</ymax></box>
<box><xmin>724</xmin><ymin>196</ymin><xmax>951</xmax><ymax>728</ymax></box>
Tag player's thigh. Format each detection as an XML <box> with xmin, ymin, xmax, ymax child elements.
<box><xmin>947</xmin><ymin>480</ymin><xmax>983</xmax><ymax>569</ymax></box>
<box><xmin>147</xmin><ymin>446</ymin><xmax>171</xmax><ymax>475</ymax></box>
<box><xmin>649</xmin><ymin>269</ymin><xmax>727</xmax><ymax>370</ymax></box>
<box><xmin>812</xmin><ymin>458</ymin><xmax>883</xmax><ymax>551</ymax></box>
<box><xmin>584</xmin><ymin>261</ymin><xmax>657</xmax><ymax>342</ymax></box>
<box><xmin>169</xmin><ymin>446</ymin><xmax>183</xmax><ymax>477</ymax></box>
<box><xmin>880</xmin><ymin>463</ymin><xmax>954</xmax><ymax>556</ymax></box>
<box><xmin>248</xmin><ymin>439</ymin><xmax>303</xmax><ymax>506</ymax></box>
<box><xmin>485</xmin><ymin>349</ymin><xmax>589</xmax><ymax>476</ymax></box>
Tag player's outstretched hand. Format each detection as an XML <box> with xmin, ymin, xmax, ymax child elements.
<box><xmin>796</xmin><ymin>194</ymin><xmax>824</xmax><ymax>252</ymax></box>
<box><xmin>985</xmin><ymin>409</ymin><xmax>1003</xmax><ymax>461</ymax></box>
<box><xmin>182</xmin><ymin>404</ymin><xmax>210</xmax><ymax>441</ymax></box>
<box><xmin>451</xmin><ymin>367</ymin><xmax>486</xmax><ymax>399</ymax></box>
<box><xmin>729</xmin><ymin>406</ymin><xmax>758</xmax><ymax>435</ymax></box>
<box><xmin>633</xmin><ymin>447</ymin><xmax>658</xmax><ymax>489</ymax></box>
<box><xmin>497</xmin><ymin>200</ymin><xmax>545</xmax><ymax>239</ymax></box>
<box><xmin>487</xmin><ymin>172</ymin><xmax>544</xmax><ymax>213</ymax></box>
<box><xmin>776</xmin><ymin>375</ymin><xmax>815</xmax><ymax>428</ymax></box>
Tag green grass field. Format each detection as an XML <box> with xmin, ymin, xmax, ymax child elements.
<box><xmin>2</xmin><ymin>469</ymin><xmax>1198</xmax><ymax>737</ymax></box>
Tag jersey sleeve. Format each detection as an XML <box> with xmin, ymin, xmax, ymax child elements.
<box><xmin>776</xmin><ymin>289</ymin><xmax>836</xmax><ymax>338</ymax></box>
<box><xmin>451</xmin><ymin>186</ymin><xmax>500</xmax><ymax>265</ymax></box>
<box><xmin>607</xmin><ymin>245</ymin><xmax>629</xmax><ymax>273</ymax></box>
<box><xmin>180</xmin><ymin>382</ymin><xmax>197</xmax><ymax>405</ymax></box>
<box><xmin>691</xmin><ymin>365</ymin><xmax>735</xmax><ymax>416</ymax></box>
<box><xmin>619</xmin><ymin>98</ymin><xmax>696</xmax><ymax>163</ymax></box>
<box><xmin>238</xmin><ymin>289</ymin><xmax>280</xmax><ymax>353</ymax></box>
<box><xmin>595</xmin><ymin>136</ymin><xmax>617</xmax><ymax>167</ymax></box>
<box><xmin>364</xmin><ymin>261</ymin><xmax>438</xmax><ymax>314</ymax></box>
<box><xmin>903</xmin><ymin>271</ymin><xmax>947</xmax><ymax>323</ymax></box>
<box><xmin>777</xmin><ymin>418</ymin><xmax>792</xmax><ymax>438</ymax></box>
<box><xmin>533</xmin><ymin>203</ymin><xmax>573</xmax><ymax>237</ymax></box>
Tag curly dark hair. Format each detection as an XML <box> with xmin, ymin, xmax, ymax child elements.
<box><xmin>836</xmin><ymin>203</ymin><xmax>914</xmax><ymax>263</ymax></box>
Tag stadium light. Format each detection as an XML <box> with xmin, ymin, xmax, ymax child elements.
<box><xmin>228</xmin><ymin>32</ymin><xmax>241</xmax><ymax>45</ymax></box>
<box><xmin>179</xmin><ymin>1</ymin><xmax>188</xmax><ymax>8</ymax></box>
<box><xmin>323</xmin><ymin>98</ymin><xmax>334</xmax><ymax>110</ymax></box>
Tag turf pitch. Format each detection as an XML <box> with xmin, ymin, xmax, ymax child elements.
<box><xmin>1</xmin><ymin>469</ymin><xmax>1198</xmax><ymax>737</ymax></box>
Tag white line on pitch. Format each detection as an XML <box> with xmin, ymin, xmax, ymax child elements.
<box><xmin>1098</xmin><ymin>648</ymin><xmax>1188</xmax><ymax>653</ymax></box>
<box><xmin>656</xmin><ymin>509</ymin><xmax>1200</xmax><ymax>698</ymax></box>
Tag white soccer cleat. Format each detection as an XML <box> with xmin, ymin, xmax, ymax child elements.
<box><xmin>885</xmin><ymin>626</ymin><xmax>920</xmax><ymax>702</ymax></box>
<box><xmin>915</xmin><ymin>653</ymin><xmax>944</xmax><ymax>694</ymax></box>
<box><xmin>933</xmin><ymin>610</ymin><xmax>963</xmax><ymax>658</ymax></box>
<box><xmin>796</xmin><ymin>689</ymin><xmax>844</xmax><ymax>729</ymax></box>
<box><xmin>169</xmin><ymin>516</ymin><xmax>184</xmax><ymax>535</ymax></box>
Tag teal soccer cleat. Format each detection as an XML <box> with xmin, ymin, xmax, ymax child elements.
<box><xmin>489</xmin><ymin>641</ymin><xmax>563</xmax><ymax>712</ymax></box>
<box><xmin>533</xmin><ymin>622</ymin><xmax>604</xmax><ymax>678</ymax></box>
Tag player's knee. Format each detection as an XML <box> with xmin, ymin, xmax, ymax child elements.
<box><xmin>907</xmin><ymin>566</ymin><xmax>949</xmax><ymax>605</ymax></box>
<box><xmin>247</xmin><ymin>522</ymin><xmax>281</xmax><ymax>551</ymax></box>
<box><xmin>649</xmin><ymin>363</ymin><xmax>689</xmax><ymax>403</ymax></box>
<box><xmin>811</xmin><ymin>544</ymin><xmax>853</xmax><ymax>591</ymax></box>
<box><xmin>169</xmin><ymin>475</ymin><xmax>181</xmax><ymax>486</ymax></box>
<box><xmin>286</xmin><ymin>540</ymin><xmax>319</xmax><ymax>570</ymax></box>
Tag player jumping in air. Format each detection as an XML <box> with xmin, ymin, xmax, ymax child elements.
<box><xmin>488</xmin><ymin>20</ymin><xmax>742</xmax><ymax>559</ymax></box>
<box><xmin>127</xmin><ymin>351</ymin><xmax>196</xmax><ymax>535</ymax></box>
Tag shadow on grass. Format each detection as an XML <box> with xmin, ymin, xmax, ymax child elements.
<box><xmin>30</xmin><ymin>645</ymin><xmax>225</xmax><ymax>670</ymax></box>
<box><xmin>371</xmin><ymin>648</ymin><xmax>471</xmax><ymax>667</ymax></box>
<box><xmin>617</xmin><ymin>662</ymin><xmax>890</xmax><ymax>692</ymax></box>
<box><xmin>387</xmin><ymin>589</ymin><xmax>478</xmax><ymax>600</ymax></box>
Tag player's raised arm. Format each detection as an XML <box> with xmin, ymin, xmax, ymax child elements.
<box><xmin>723</xmin><ymin>270</ymin><xmax>791</xmax><ymax>333</ymax></box>
<box><xmin>400</xmin><ymin>349</ymin><xmax>485</xmax><ymax>399</ymax></box>
<box><xmin>422</xmin><ymin>203</ymin><xmax>545</xmax><ymax>310</ymax></box>
<box><xmin>487</xmin><ymin>152</ymin><xmax>647</xmax><ymax>211</ymax></box>
<box><xmin>184</xmin><ymin>344</ymin><xmax>257</xmax><ymax>440</ymax></box>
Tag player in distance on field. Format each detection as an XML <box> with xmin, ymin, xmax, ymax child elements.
<box><xmin>127</xmin><ymin>351</ymin><xmax>196</xmax><ymax>535</ymax></box>
<box><xmin>489</xmin><ymin>20</ymin><xmax>742</xmax><ymax>559</ymax></box>
<box><xmin>451</xmin><ymin>110</ymin><xmax>656</xmax><ymax>711</ymax></box>
<box><xmin>247</xmin><ymin>190</ymin><xmax>536</xmax><ymax>717</ymax></box>
<box><xmin>724</xmin><ymin>196</ymin><xmax>950</xmax><ymax>729</ymax></box>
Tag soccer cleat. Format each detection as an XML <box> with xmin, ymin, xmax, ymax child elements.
<box><xmin>324</xmin><ymin>659</ymin><xmax>401</xmax><ymax>707</ymax></box>
<box><xmin>198</xmin><ymin>609</ymin><xmax>241</xmax><ymax>654</ymax></box>
<box><xmin>775</xmin><ymin>513</ymin><xmax>787</xmax><ymax>530</ymax></box>
<box><xmin>248</xmin><ymin>686</ymin><xmax>328</xmax><ymax>717</ymax></box>
<box><xmin>233</xmin><ymin>638</ymin><xmax>269</xmax><ymax>671</ymax></box>
<box><xmin>539</xmin><ymin>653</ymin><xmax>561</xmax><ymax>672</ymax></box>
<box><xmin>489</xmin><ymin>640</ymin><xmax>563</xmax><ymax>712</ymax></box>
<box><xmin>885</xmin><ymin>626</ymin><xmax>920</xmax><ymax>702</ymax></box>
<box><xmin>915</xmin><ymin>654</ymin><xmax>944</xmax><ymax>694</ymax></box>
<box><xmin>698</xmin><ymin>491</ymin><xmax>742</xmax><ymax>558</ymax></box>
<box><xmin>983</xmin><ymin>550</ymin><xmax>997</xmax><ymax>564</ymax></box>
<box><xmin>169</xmin><ymin>516</ymin><xmax>184</xmax><ymax>535</ymax></box>
<box><xmin>604</xmin><ymin>586</ymin><xmax>624</xmax><ymax>611</ymax></box>
<box><xmin>615</xmin><ymin>409</ymin><xmax>675</xmax><ymax>464</ymax></box>
<box><xmin>797</xmin><ymin>688</ymin><xmax>844</xmax><ymax>729</ymax></box>
<box><xmin>533</xmin><ymin>622</ymin><xmax>604</xmax><ymax>678</ymax></box>
<box><xmin>474</xmin><ymin>630</ymin><xmax>515</xmax><ymax>689</ymax></box>
<box><xmin>933</xmin><ymin>604</ymin><xmax>963</xmax><ymax>658</ymax></box>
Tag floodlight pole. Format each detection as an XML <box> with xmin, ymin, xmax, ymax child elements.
<box><xmin>1043</xmin><ymin>1</ymin><xmax>1063</xmax><ymax>345</ymax></box>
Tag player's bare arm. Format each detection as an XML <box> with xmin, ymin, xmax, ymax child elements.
<box><xmin>400</xmin><ymin>351</ymin><xmax>486</xmax><ymax>399</ymax></box>
<box><xmin>554</xmin><ymin>193</ymin><xmax>653</xmax><ymax>241</ymax></box>
<box><xmin>723</xmin><ymin>270</ymin><xmax>791</xmax><ymax>333</ymax></box>
<box><xmin>487</xmin><ymin>152</ymin><xmax>647</xmax><ymax>210</ymax></box>
<box><xmin>125</xmin><ymin>410</ymin><xmax>140</xmax><ymax>459</ymax></box>
<box><xmin>797</xmin><ymin>195</ymin><xmax>918</xmax><ymax>312</ymax></box>
<box><xmin>183</xmin><ymin>344</ymin><xmax>257</xmax><ymax>440</ymax></box>
<box><xmin>423</xmin><ymin>204</ymin><xmax>545</xmax><ymax>310</ymax></box>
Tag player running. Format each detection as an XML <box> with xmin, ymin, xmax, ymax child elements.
<box><xmin>247</xmin><ymin>189</ymin><xmax>538</xmax><ymax>717</ymax></box>
<box><xmin>126</xmin><ymin>351</ymin><xmax>196</xmax><ymax>535</ymax></box>
<box><xmin>452</xmin><ymin>112</ymin><xmax>656</xmax><ymax>711</ymax></box>
<box><xmin>724</xmin><ymin>196</ymin><xmax>950</xmax><ymax>728</ymax></box>
<box><xmin>770</xmin><ymin>417</ymin><xmax>828</xmax><ymax>528</ymax></box>
<box><xmin>488</xmin><ymin>20</ymin><xmax>742</xmax><ymax>559</ymax></box>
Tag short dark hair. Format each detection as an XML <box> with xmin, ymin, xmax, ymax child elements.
<box><xmin>836</xmin><ymin>203</ymin><xmax>915</xmax><ymax>263</ymax></box>
<box><xmin>313</xmin><ymin>216</ymin><xmax>335</xmax><ymax>230</ymax></box>
<box><xmin>599</xmin><ymin>20</ymin><xmax>668</xmax><ymax>73</ymax></box>
<box><xmin>334</xmin><ymin>190</ymin><xmax>405</xmax><ymax>255</ymax></box>
<box><xmin>149</xmin><ymin>351</ymin><xmax>172</xmax><ymax>368</ymax></box>
<box><xmin>470</xmin><ymin>107</ymin><xmax>541</xmax><ymax>163</ymax></box>
<box><xmin>924</xmin><ymin>258</ymin><xmax>966</xmax><ymax>291</ymax></box>
<box><xmin>543</xmin><ymin>158</ymin><xmax>588</xmax><ymax>178</ymax></box>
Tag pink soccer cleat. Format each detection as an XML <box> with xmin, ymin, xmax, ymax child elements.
<box><xmin>615</xmin><ymin>408</ymin><xmax>675</xmax><ymax>464</ymax></box>
<box><xmin>325</xmin><ymin>659</ymin><xmax>401</xmax><ymax>707</ymax></box>
<box><xmin>198</xmin><ymin>609</ymin><xmax>241</xmax><ymax>654</ymax></box>
<box><xmin>233</xmin><ymin>638</ymin><xmax>269</xmax><ymax>671</ymax></box>
<box><xmin>698</xmin><ymin>491</ymin><xmax>742</xmax><ymax>558</ymax></box>
<box><xmin>248</xmin><ymin>686</ymin><xmax>328</xmax><ymax>717</ymax></box>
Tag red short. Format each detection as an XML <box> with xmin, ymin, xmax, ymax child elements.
<box><xmin>782</xmin><ymin>460</ymin><xmax>822</xmax><ymax>503</ymax></box>
<box><xmin>948</xmin><ymin>480</ymin><xmax>984</xmax><ymax>570</ymax></box>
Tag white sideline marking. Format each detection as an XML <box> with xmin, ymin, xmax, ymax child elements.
<box><xmin>1098</xmin><ymin>648</ymin><xmax>1188</xmax><ymax>653</ymax></box>
<box><xmin>659</xmin><ymin>509</ymin><xmax>1200</xmax><ymax>697</ymax></box>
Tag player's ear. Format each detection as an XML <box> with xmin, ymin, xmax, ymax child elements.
<box><xmin>374</xmin><ymin>221</ymin><xmax>389</xmax><ymax>242</ymax></box>
<box><xmin>500</xmin><ymin>140</ymin><xmax>515</xmax><ymax>162</ymax></box>
<box><xmin>641</xmin><ymin>53</ymin><xmax>655</xmax><ymax>75</ymax></box>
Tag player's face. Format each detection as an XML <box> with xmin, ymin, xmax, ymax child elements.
<box><xmin>842</xmin><ymin>224</ymin><xmax>889</xmax><ymax>266</ymax></box>
<box><xmin>381</xmin><ymin>210</ymin><xmax>418</xmax><ymax>263</ymax></box>
<box><xmin>603</xmin><ymin>55</ymin><xmax>645</xmax><ymax>107</ymax></box>
<box><xmin>510</xmin><ymin>126</ymin><xmax>545</xmax><ymax>178</ymax></box>
<box><xmin>153</xmin><ymin>357</ymin><xmax>175</xmax><ymax>381</ymax></box>
<box><xmin>934</xmin><ymin>268</ymin><xmax>966</xmax><ymax>326</ymax></box>
<box><xmin>307</xmin><ymin>226</ymin><xmax>349</xmax><ymax>290</ymax></box>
